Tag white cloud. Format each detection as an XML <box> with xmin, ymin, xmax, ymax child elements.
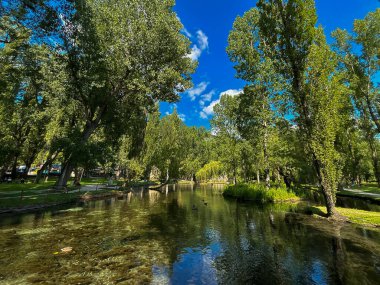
<box><xmin>199</xmin><ymin>90</ymin><xmax>215</xmax><ymax>107</ymax></box>
<box><xmin>178</xmin><ymin>113</ymin><xmax>186</xmax><ymax>122</ymax></box>
<box><xmin>196</xmin><ymin>30</ymin><xmax>208</xmax><ymax>50</ymax></box>
<box><xmin>189</xmin><ymin>45</ymin><xmax>202</xmax><ymax>61</ymax></box>
<box><xmin>220</xmin><ymin>89</ymin><xmax>243</xmax><ymax>97</ymax></box>
<box><xmin>187</xmin><ymin>30</ymin><xmax>209</xmax><ymax>61</ymax></box>
<box><xmin>200</xmin><ymin>88</ymin><xmax>243</xmax><ymax>119</ymax></box>
<box><xmin>200</xmin><ymin>100</ymin><xmax>219</xmax><ymax>119</ymax></box>
<box><xmin>186</xmin><ymin>81</ymin><xmax>209</xmax><ymax>101</ymax></box>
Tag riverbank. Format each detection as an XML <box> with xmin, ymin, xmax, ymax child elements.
<box><xmin>0</xmin><ymin>188</ymin><xmax>127</xmax><ymax>214</ymax></box>
<box><xmin>0</xmin><ymin>177</ymin><xmax>166</xmax><ymax>213</ymax></box>
<box><xmin>338</xmin><ymin>183</ymin><xmax>380</xmax><ymax>203</ymax></box>
<box><xmin>306</xmin><ymin>206</ymin><xmax>380</xmax><ymax>227</ymax></box>
<box><xmin>224</xmin><ymin>183</ymin><xmax>380</xmax><ymax>228</ymax></box>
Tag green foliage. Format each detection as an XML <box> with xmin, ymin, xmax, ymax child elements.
<box><xmin>223</xmin><ymin>183</ymin><xmax>298</xmax><ymax>203</ymax></box>
<box><xmin>332</xmin><ymin>8</ymin><xmax>380</xmax><ymax>186</ymax></box>
<box><xmin>196</xmin><ymin>161</ymin><xmax>224</xmax><ymax>182</ymax></box>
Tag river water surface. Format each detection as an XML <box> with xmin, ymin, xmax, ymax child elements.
<box><xmin>0</xmin><ymin>184</ymin><xmax>379</xmax><ymax>284</ymax></box>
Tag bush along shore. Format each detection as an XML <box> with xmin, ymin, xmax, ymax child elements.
<box><xmin>223</xmin><ymin>183</ymin><xmax>300</xmax><ymax>203</ymax></box>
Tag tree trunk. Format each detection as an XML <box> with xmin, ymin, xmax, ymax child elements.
<box><xmin>256</xmin><ymin>170</ymin><xmax>260</xmax><ymax>184</ymax></box>
<box><xmin>56</xmin><ymin>160</ymin><xmax>74</xmax><ymax>189</ymax></box>
<box><xmin>263</xmin><ymin>120</ymin><xmax>270</xmax><ymax>189</ymax></box>
<box><xmin>73</xmin><ymin>168</ymin><xmax>84</xmax><ymax>186</ymax></box>
<box><xmin>35</xmin><ymin>150</ymin><xmax>59</xmax><ymax>183</ymax></box>
<box><xmin>24</xmin><ymin>161</ymin><xmax>32</xmax><ymax>179</ymax></box>
<box><xmin>0</xmin><ymin>162</ymin><xmax>10</xmax><ymax>181</ymax></box>
<box><xmin>11</xmin><ymin>155</ymin><xmax>18</xmax><ymax>180</ymax></box>
<box><xmin>278</xmin><ymin>167</ymin><xmax>292</xmax><ymax>188</ymax></box>
<box><xmin>368</xmin><ymin>137</ymin><xmax>380</xmax><ymax>187</ymax></box>
<box><xmin>322</xmin><ymin>185</ymin><xmax>336</xmax><ymax>217</ymax></box>
<box><xmin>55</xmin><ymin>116</ymin><xmax>102</xmax><ymax>189</ymax></box>
<box><xmin>313</xmin><ymin>156</ymin><xmax>336</xmax><ymax>217</ymax></box>
<box><xmin>233</xmin><ymin>165</ymin><xmax>237</xmax><ymax>185</ymax></box>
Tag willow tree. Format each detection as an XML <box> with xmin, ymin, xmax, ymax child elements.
<box><xmin>51</xmin><ymin>0</ymin><xmax>194</xmax><ymax>187</ymax></box>
<box><xmin>244</xmin><ymin>0</ymin><xmax>347</xmax><ymax>216</ymax></box>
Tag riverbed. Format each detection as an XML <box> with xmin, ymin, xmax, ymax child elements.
<box><xmin>0</xmin><ymin>184</ymin><xmax>379</xmax><ymax>284</ymax></box>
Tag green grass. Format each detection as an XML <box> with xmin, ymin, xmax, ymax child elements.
<box><xmin>350</xmin><ymin>182</ymin><xmax>380</xmax><ymax>194</ymax></box>
<box><xmin>0</xmin><ymin>188</ymin><xmax>122</xmax><ymax>210</ymax></box>
<box><xmin>308</xmin><ymin>206</ymin><xmax>380</xmax><ymax>227</ymax></box>
<box><xmin>0</xmin><ymin>177</ymin><xmax>107</xmax><ymax>193</ymax></box>
<box><xmin>336</xmin><ymin>182</ymin><xmax>380</xmax><ymax>202</ymax></box>
<box><xmin>0</xmin><ymin>179</ymin><xmax>56</xmax><ymax>192</ymax></box>
<box><xmin>76</xmin><ymin>177</ymin><xmax>108</xmax><ymax>185</ymax></box>
<box><xmin>0</xmin><ymin>177</ymin><xmax>109</xmax><ymax>209</ymax></box>
<box><xmin>0</xmin><ymin>192</ymin><xmax>79</xmax><ymax>209</ymax></box>
<box><xmin>223</xmin><ymin>183</ymin><xmax>299</xmax><ymax>203</ymax></box>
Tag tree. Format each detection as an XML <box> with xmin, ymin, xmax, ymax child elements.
<box><xmin>0</xmin><ymin>11</ymin><xmax>60</xmax><ymax>180</ymax></box>
<box><xmin>227</xmin><ymin>8</ymin><xmax>290</xmax><ymax>188</ymax></box>
<box><xmin>211</xmin><ymin>94</ymin><xmax>242</xmax><ymax>184</ymax></box>
<box><xmin>143</xmin><ymin>109</ymin><xmax>188</xmax><ymax>181</ymax></box>
<box><xmin>251</xmin><ymin>0</ymin><xmax>348</xmax><ymax>216</ymax></box>
<box><xmin>196</xmin><ymin>161</ymin><xmax>224</xmax><ymax>182</ymax></box>
<box><xmin>180</xmin><ymin>127</ymin><xmax>211</xmax><ymax>181</ymax></box>
<box><xmin>333</xmin><ymin>9</ymin><xmax>380</xmax><ymax>186</ymax></box>
<box><xmin>332</xmin><ymin>9</ymin><xmax>380</xmax><ymax>133</ymax></box>
<box><xmin>45</xmin><ymin>0</ymin><xmax>195</xmax><ymax>188</ymax></box>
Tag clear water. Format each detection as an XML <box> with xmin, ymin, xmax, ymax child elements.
<box><xmin>0</xmin><ymin>184</ymin><xmax>379</xmax><ymax>284</ymax></box>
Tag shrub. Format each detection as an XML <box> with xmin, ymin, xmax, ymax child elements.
<box><xmin>223</xmin><ymin>183</ymin><xmax>299</xmax><ymax>203</ymax></box>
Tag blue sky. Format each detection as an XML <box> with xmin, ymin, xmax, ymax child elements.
<box><xmin>160</xmin><ymin>0</ymin><xmax>379</xmax><ymax>128</ymax></box>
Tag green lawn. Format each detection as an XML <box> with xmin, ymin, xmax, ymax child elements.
<box><xmin>311</xmin><ymin>206</ymin><xmax>380</xmax><ymax>227</ymax></box>
<box><xmin>0</xmin><ymin>188</ymin><xmax>121</xmax><ymax>210</ymax></box>
<box><xmin>337</xmin><ymin>182</ymin><xmax>380</xmax><ymax>201</ymax></box>
<box><xmin>0</xmin><ymin>192</ymin><xmax>78</xmax><ymax>209</ymax></box>
<box><xmin>348</xmin><ymin>182</ymin><xmax>380</xmax><ymax>194</ymax></box>
<box><xmin>0</xmin><ymin>177</ymin><xmax>107</xmax><ymax>193</ymax></box>
<box><xmin>0</xmin><ymin>179</ymin><xmax>56</xmax><ymax>192</ymax></box>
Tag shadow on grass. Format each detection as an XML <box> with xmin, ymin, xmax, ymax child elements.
<box><xmin>303</xmin><ymin>206</ymin><xmax>329</xmax><ymax>218</ymax></box>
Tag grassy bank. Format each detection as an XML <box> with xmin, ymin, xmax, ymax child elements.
<box><xmin>347</xmin><ymin>182</ymin><xmax>380</xmax><ymax>194</ymax></box>
<box><xmin>0</xmin><ymin>191</ymin><xmax>81</xmax><ymax>212</ymax></box>
<box><xmin>307</xmin><ymin>206</ymin><xmax>380</xmax><ymax>227</ymax></box>
<box><xmin>223</xmin><ymin>183</ymin><xmax>299</xmax><ymax>203</ymax></box>
<box><xmin>0</xmin><ymin>177</ymin><xmax>108</xmax><ymax>193</ymax></box>
<box><xmin>0</xmin><ymin>188</ymin><xmax>126</xmax><ymax>213</ymax></box>
<box><xmin>0</xmin><ymin>177</ymin><xmax>117</xmax><ymax>211</ymax></box>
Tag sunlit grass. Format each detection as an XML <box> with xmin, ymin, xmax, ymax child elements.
<box><xmin>351</xmin><ymin>182</ymin><xmax>380</xmax><ymax>193</ymax></box>
<box><xmin>309</xmin><ymin>206</ymin><xmax>380</xmax><ymax>227</ymax></box>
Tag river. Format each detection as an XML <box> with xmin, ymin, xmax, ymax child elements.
<box><xmin>0</xmin><ymin>184</ymin><xmax>379</xmax><ymax>284</ymax></box>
